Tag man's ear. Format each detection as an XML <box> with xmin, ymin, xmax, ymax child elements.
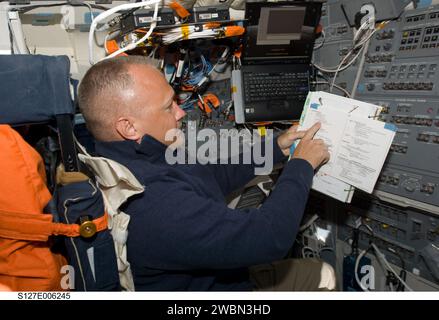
<box><xmin>115</xmin><ymin>117</ymin><xmax>142</xmax><ymax>141</ymax></box>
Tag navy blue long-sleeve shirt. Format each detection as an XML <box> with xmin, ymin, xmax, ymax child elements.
<box><xmin>95</xmin><ymin>134</ymin><xmax>314</xmax><ymax>291</ymax></box>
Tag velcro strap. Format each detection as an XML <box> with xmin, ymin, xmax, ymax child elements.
<box><xmin>56</xmin><ymin>166</ymin><xmax>89</xmax><ymax>185</ymax></box>
<box><xmin>181</xmin><ymin>25</ymin><xmax>190</xmax><ymax>40</ymax></box>
<box><xmin>0</xmin><ymin>209</ymin><xmax>108</xmax><ymax>241</ymax></box>
<box><xmin>224</xmin><ymin>26</ymin><xmax>245</xmax><ymax>37</ymax></box>
<box><xmin>168</xmin><ymin>1</ymin><xmax>190</xmax><ymax>19</ymax></box>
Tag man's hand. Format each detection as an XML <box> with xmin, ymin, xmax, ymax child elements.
<box><xmin>277</xmin><ymin>125</ymin><xmax>307</xmax><ymax>157</ymax></box>
<box><xmin>292</xmin><ymin>122</ymin><xmax>330</xmax><ymax>170</ymax></box>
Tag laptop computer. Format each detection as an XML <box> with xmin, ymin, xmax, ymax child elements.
<box><xmin>233</xmin><ymin>1</ymin><xmax>322</xmax><ymax>123</ymax></box>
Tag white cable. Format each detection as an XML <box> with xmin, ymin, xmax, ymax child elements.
<box><xmin>353</xmin><ymin>19</ymin><xmax>374</xmax><ymax>44</ymax></box>
<box><xmin>351</xmin><ymin>42</ymin><xmax>369</xmax><ymax>98</ymax></box>
<box><xmin>371</xmin><ymin>243</ymin><xmax>413</xmax><ymax>292</ymax></box>
<box><xmin>314</xmin><ymin>32</ymin><xmax>365</xmax><ymax>72</ymax></box>
<box><xmin>210</xmin><ymin>46</ymin><xmax>229</xmax><ymax>74</ymax></box>
<box><xmin>312</xmin><ymin>63</ymin><xmax>338</xmax><ymax>73</ymax></box>
<box><xmin>330</xmin><ymin>47</ymin><xmax>364</xmax><ymax>92</ymax></box>
<box><xmin>312</xmin><ymin>81</ymin><xmax>351</xmax><ymax>97</ymax></box>
<box><xmin>329</xmin><ymin>50</ymin><xmax>354</xmax><ymax>91</ymax></box>
<box><xmin>95</xmin><ymin>24</ymin><xmax>110</xmax><ymax>32</ymax></box>
<box><xmin>148</xmin><ymin>46</ymin><xmax>158</xmax><ymax>58</ymax></box>
<box><xmin>313</xmin><ymin>47</ymin><xmax>362</xmax><ymax>74</ymax></box>
<box><xmin>88</xmin><ymin>0</ymin><xmax>161</xmax><ymax>65</ymax></box>
<box><xmin>82</xmin><ymin>2</ymin><xmax>94</xmax><ymax>22</ymax></box>
<box><xmin>354</xmin><ymin>26</ymin><xmax>381</xmax><ymax>50</ymax></box>
<box><xmin>314</xmin><ymin>17</ymin><xmax>385</xmax><ymax>75</ymax></box>
<box><xmin>299</xmin><ymin>214</ymin><xmax>319</xmax><ymax>232</ymax></box>
<box><xmin>353</xmin><ymin>5</ymin><xmax>376</xmax><ymax>43</ymax></box>
<box><xmin>361</xmin><ymin>223</ymin><xmax>374</xmax><ymax>235</ymax></box>
<box><xmin>7</xmin><ymin>19</ymin><xmax>19</xmax><ymax>54</ymax></box>
<box><xmin>103</xmin><ymin>2</ymin><xmax>159</xmax><ymax>62</ymax></box>
<box><xmin>329</xmin><ymin>22</ymin><xmax>382</xmax><ymax>92</ymax></box>
<box><xmin>103</xmin><ymin>33</ymin><xmax>110</xmax><ymax>54</ymax></box>
<box><xmin>162</xmin><ymin>26</ymin><xmax>218</xmax><ymax>44</ymax></box>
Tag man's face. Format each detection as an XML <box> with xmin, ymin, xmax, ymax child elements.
<box><xmin>129</xmin><ymin>65</ymin><xmax>186</xmax><ymax>145</ymax></box>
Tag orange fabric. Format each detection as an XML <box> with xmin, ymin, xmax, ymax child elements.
<box><xmin>168</xmin><ymin>1</ymin><xmax>190</xmax><ymax>19</ymax></box>
<box><xmin>205</xmin><ymin>22</ymin><xmax>221</xmax><ymax>29</ymax></box>
<box><xmin>0</xmin><ymin>239</ymin><xmax>66</xmax><ymax>291</ymax></box>
<box><xmin>316</xmin><ymin>24</ymin><xmax>323</xmax><ymax>34</ymax></box>
<box><xmin>0</xmin><ymin>125</ymin><xmax>67</xmax><ymax>291</ymax></box>
<box><xmin>197</xmin><ymin>93</ymin><xmax>220</xmax><ymax>114</ymax></box>
<box><xmin>224</xmin><ymin>26</ymin><xmax>245</xmax><ymax>37</ymax></box>
<box><xmin>0</xmin><ymin>210</ymin><xmax>109</xmax><ymax>241</ymax></box>
<box><xmin>0</xmin><ymin>125</ymin><xmax>52</xmax><ymax>215</ymax></box>
<box><xmin>106</xmin><ymin>40</ymin><xmax>129</xmax><ymax>57</ymax></box>
<box><xmin>233</xmin><ymin>45</ymin><xmax>243</xmax><ymax>58</ymax></box>
<box><xmin>106</xmin><ymin>40</ymin><xmax>120</xmax><ymax>54</ymax></box>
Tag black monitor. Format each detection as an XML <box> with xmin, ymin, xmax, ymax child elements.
<box><xmin>257</xmin><ymin>6</ymin><xmax>307</xmax><ymax>45</ymax></box>
<box><xmin>242</xmin><ymin>1</ymin><xmax>323</xmax><ymax>63</ymax></box>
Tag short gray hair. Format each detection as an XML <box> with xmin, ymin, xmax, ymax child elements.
<box><xmin>78</xmin><ymin>56</ymin><xmax>158</xmax><ymax>141</ymax></box>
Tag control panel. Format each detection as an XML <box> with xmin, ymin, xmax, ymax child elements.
<box><xmin>337</xmin><ymin>193</ymin><xmax>439</xmax><ymax>285</ymax></box>
<box><xmin>312</xmin><ymin>0</ymin><xmax>360</xmax><ymax>95</ymax></box>
<box><xmin>310</xmin><ymin>1</ymin><xmax>439</xmax><ymax>289</ymax></box>
<box><xmin>357</xmin><ymin>18</ymin><xmax>439</xmax><ymax>97</ymax></box>
<box><xmin>354</xmin><ymin>5</ymin><xmax>439</xmax><ymax>207</ymax></box>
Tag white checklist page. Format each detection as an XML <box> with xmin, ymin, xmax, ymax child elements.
<box><xmin>333</xmin><ymin>115</ymin><xmax>396</xmax><ymax>193</ymax></box>
<box><xmin>300</xmin><ymin>106</ymin><xmax>349</xmax><ymax>177</ymax></box>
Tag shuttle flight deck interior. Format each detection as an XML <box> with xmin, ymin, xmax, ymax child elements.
<box><xmin>1</xmin><ymin>0</ymin><xmax>439</xmax><ymax>292</ymax></box>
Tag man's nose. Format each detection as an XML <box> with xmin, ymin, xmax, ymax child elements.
<box><xmin>174</xmin><ymin>102</ymin><xmax>186</xmax><ymax>120</ymax></box>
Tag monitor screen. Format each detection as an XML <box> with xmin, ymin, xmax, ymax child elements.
<box><xmin>267</xmin><ymin>8</ymin><xmax>306</xmax><ymax>35</ymax></box>
<box><xmin>257</xmin><ymin>7</ymin><xmax>306</xmax><ymax>45</ymax></box>
<box><xmin>242</xmin><ymin>1</ymin><xmax>322</xmax><ymax>61</ymax></box>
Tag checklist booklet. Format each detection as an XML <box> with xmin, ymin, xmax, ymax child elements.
<box><xmin>296</xmin><ymin>91</ymin><xmax>396</xmax><ymax>202</ymax></box>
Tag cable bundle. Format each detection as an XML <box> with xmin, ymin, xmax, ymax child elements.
<box><xmin>162</xmin><ymin>25</ymin><xmax>244</xmax><ymax>44</ymax></box>
<box><xmin>312</xmin><ymin>11</ymin><xmax>390</xmax><ymax>94</ymax></box>
<box><xmin>182</xmin><ymin>55</ymin><xmax>212</xmax><ymax>87</ymax></box>
<box><xmin>88</xmin><ymin>0</ymin><xmax>161</xmax><ymax>65</ymax></box>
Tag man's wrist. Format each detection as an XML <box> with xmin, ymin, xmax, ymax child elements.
<box><xmin>274</xmin><ymin>136</ymin><xmax>289</xmax><ymax>162</ymax></box>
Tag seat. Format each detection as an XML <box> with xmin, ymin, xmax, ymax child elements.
<box><xmin>0</xmin><ymin>54</ymin><xmax>79</xmax><ymax>172</ymax></box>
<box><xmin>0</xmin><ymin>54</ymin><xmax>121</xmax><ymax>291</ymax></box>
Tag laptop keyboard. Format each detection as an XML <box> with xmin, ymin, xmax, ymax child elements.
<box><xmin>243</xmin><ymin>72</ymin><xmax>309</xmax><ymax>103</ymax></box>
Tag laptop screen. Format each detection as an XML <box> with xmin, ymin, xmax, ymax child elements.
<box><xmin>258</xmin><ymin>7</ymin><xmax>306</xmax><ymax>44</ymax></box>
<box><xmin>242</xmin><ymin>1</ymin><xmax>322</xmax><ymax>63</ymax></box>
<box><xmin>267</xmin><ymin>9</ymin><xmax>305</xmax><ymax>34</ymax></box>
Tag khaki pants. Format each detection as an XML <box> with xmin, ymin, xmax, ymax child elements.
<box><xmin>249</xmin><ymin>258</ymin><xmax>337</xmax><ymax>291</ymax></box>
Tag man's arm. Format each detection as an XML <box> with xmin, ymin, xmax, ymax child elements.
<box><xmin>127</xmin><ymin>158</ymin><xmax>314</xmax><ymax>270</ymax></box>
<box><xmin>208</xmin><ymin>136</ymin><xmax>287</xmax><ymax>196</ymax></box>
<box><xmin>126</xmin><ymin>122</ymin><xmax>329</xmax><ymax>270</ymax></box>
<box><xmin>208</xmin><ymin>126</ymin><xmax>306</xmax><ymax>196</ymax></box>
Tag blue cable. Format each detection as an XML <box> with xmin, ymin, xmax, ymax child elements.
<box><xmin>183</xmin><ymin>55</ymin><xmax>212</xmax><ymax>86</ymax></box>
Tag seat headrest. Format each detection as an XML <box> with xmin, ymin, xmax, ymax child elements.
<box><xmin>0</xmin><ymin>55</ymin><xmax>74</xmax><ymax>126</ymax></box>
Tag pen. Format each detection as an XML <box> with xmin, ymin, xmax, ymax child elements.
<box><xmin>290</xmin><ymin>143</ymin><xmax>296</xmax><ymax>155</ymax></box>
